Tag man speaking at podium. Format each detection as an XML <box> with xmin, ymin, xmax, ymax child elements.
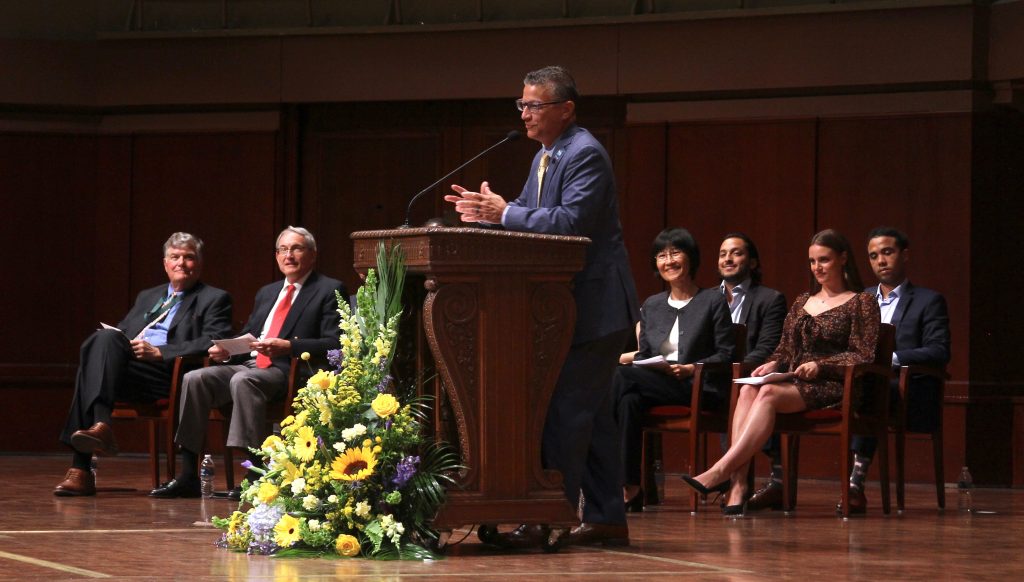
<box><xmin>445</xmin><ymin>66</ymin><xmax>639</xmax><ymax>547</ymax></box>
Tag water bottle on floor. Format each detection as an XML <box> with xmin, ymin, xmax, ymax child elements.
<box><xmin>956</xmin><ymin>466</ymin><xmax>973</xmax><ymax>512</ymax></box>
<box><xmin>200</xmin><ymin>454</ymin><xmax>215</xmax><ymax>498</ymax></box>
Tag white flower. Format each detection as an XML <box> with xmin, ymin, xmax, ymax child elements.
<box><xmin>341</xmin><ymin>423</ymin><xmax>367</xmax><ymax>441</ymax></box>
<box><xmin>332</xmin><ymin>442</ymin><xmax>346</xmax><ymax>453</ymax></box>
<box><xmin>302</xmin><ymin>495</ymin><xmax>320</xmax><ymax>511</ymax></box>
<box><xmin>307</xmin><ymin>519</ymin><xmax>321</xmax><ymax>531</ymax></box>
<box><xmin>290</xmin><ymin>477</ymin><xmax>306</xmax><ymax>495</ymax></box>
<box><xmin>354</xmin><ymin>501</ymin><xmax>371</xmax><ymax>519</ymax></box>
<box><xmin>327</xmin><ymin>495</ymin><xmax>338</xmax><ymax>504</ymax></box>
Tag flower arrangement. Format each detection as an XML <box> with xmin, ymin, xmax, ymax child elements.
<box><xmin>214</xmin><ymin>243</ymin><xmax>459</xmax><ymax>559</ymax></box>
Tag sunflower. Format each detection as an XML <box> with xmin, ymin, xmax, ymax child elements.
<box><xmin>330</xmin><ymin>446</ymin><xmax>378</xmax><ymax>481</ymax></box>
<box><xmin>274</xmin><ymin>514</ymin><xmax>302</xmax><ymax>547</ymax></box>
<box><xmin>294</xmin><ymin>426</ymin><xmax>317</xmax><ymax>462</ymax></box>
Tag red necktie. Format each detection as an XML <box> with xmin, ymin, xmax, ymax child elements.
<box><xmin>256</xmin><ymin>284</ymin><xmax>295</xmax><ymax>369</ymax></box>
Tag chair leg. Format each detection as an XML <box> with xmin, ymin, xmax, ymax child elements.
<box><xmin>781</xmin><ymin>434</ymin><xmax>799</xmax><ymax>512</ymax></box>
<box><xmin>933</xmin><ymin>428</ymin><xmax>945</xmax><ymax>509</ymax></box>
<box><xmin>839</xmin><ymin>437</ymin><xmax>851</xmax><ymax>518</ymax></box>
<box><xmin>164</xmin><ymin>417</ymin><xmax>176</xmax><ymax>483</ymax></box>
<box><xmin>878</xmin><ymin>431</ymin><xmax>891</xmax><ymax>515</ymax></box>
<box><xmin>688</xmin><ymin>430</ymin><xmax>700</xmax><ymax>513</ymax></box>
<box><xmin>641</xmin><ymin>430</ymin><xmax>656</xmax><ymax>505</ymax></box>
<box><xmin>147</xmin><ymin>420</ymin><xmax>159</xmax><ymax>489</ymax></box>
<box><xmin>895</xmin><ymin>428</ymin><xmax>906</xmax><ymax>512</ymax></box>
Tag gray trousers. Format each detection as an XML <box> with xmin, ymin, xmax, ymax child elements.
<box><xmin>174</xmin><ymin>360</ymin><xmax>286</xmax><ymax>454</ymax></box>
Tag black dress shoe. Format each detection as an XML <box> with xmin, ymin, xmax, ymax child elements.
<box><xmin>625</xmin><ymin>489</ymin><xmax>644</xmax><ymax>513</ymax></box>
<box><xmin>227</xmin><ymin>486</ymin><xmax>242</xmax><ymax>501</ymax></box>
<box><xmin>723</xmin><ymin>502</ymin><xmax>746</xmax><ymax>517</ymax></box>
<box><xmin>746</xmin><ymin>480</ymin><xmax>784</xmax><ymax>512</ymax></box>
<box><xmin>560</xmin><ymin>523</ymin><xmax>629</xmax><ymax>547</ymax></box>
<box><xmin>149</xmin><ymin>477</ymin><xmax>201</xmax><ymax>498</ymax></box>
<box><xmin>483</xmin><ymin>524</ymin><xmax>550</xmax><ymax>549</ymax></box>
<box><xmin>836</xmin><ymin>486</ymin><xmax>867</xmax><ymax>515</ymax></box>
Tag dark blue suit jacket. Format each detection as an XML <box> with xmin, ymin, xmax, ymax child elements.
<box><xmin>736</xmin><ymin>284</ymin><xmax>787</xmax><ymax>366</ymax></box>
<box><xmin>867</xmin><ymin>281</ymin><xmax>951</xmax><ymax>432</ymax></box>
<box><xmin>118</xmin><ymin>282</ymin><xmax>233</xmax><ymax>363</ymax></box>
<box><xmin>240</xmin><ymin>271</ymin><xmax>347</xmax><ymax>379</ymax></box>
<box><xmin>503</xmin><ymin>125</ymin><xmax>639</xmax><ymax>344</ymax></box>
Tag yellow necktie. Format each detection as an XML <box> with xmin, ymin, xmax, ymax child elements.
<box><xmin>536</xmin><ymin>152</ymin><xmax>550</xmax><ymax>206</ymax></box>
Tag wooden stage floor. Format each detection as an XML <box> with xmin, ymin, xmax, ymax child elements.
<box><xmin>2</xmin><ymin>454</ymin><xmax>1022</xmax><ymax>580</ymax></box>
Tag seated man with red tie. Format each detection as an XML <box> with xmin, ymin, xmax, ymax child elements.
<box><xmin>55</xmin><ymin>232</ymin><xmax>233</xmax><ymax>496</ymax></box>
<box><xmin>151</xmin><ymin>226</ymin><xmax>347</xmax><ymax>498</ymax></box>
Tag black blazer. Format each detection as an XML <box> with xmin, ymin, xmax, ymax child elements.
<box><xmin>118</xmin><ymin>281</ymin><xmax>234</xmax><ymax>364</ymax></box>
<box><xmin>866</xmin><ymin>281</ymin><xmax>951</xmax><ymax>432</ymax></box>
<box><xmin>636</xmin><ymin>288</ymin><xmax>735</xmax><ymax>393</ymax></box>
<box><xmin>239</xmin><ymin>271</ymin><xmax>348</xmax><ymax>378</ymax></box>
<box><xmin>735</xmin><ymin>283</ymin><xmax>787</xmax><ymax>366</ymax></box>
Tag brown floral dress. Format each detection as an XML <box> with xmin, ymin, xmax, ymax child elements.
<box><xmin>769</xmin><ymin>292</ymin><xmax>881</xmax><ymax>410</ymax></box>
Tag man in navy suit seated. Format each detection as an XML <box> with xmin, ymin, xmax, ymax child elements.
<box><xmin>844</xmin><ymin>226</ymin><xmax>951</xmax><ymax>514</ymax></box>
<box><xmin>54</xmin><ymin>232</ymin><xmax>233</xmax><ymax>497</ymax></box>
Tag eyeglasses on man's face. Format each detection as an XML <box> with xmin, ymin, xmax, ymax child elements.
<box><xmin>515</xmin><ymin>99</ymin><xmax>568</xmax><ymax>113</ymax></box>
<box><xmin>275</xmin><ymin>245</ymin><xmax>308</xmax><ymax>256</ymax></box>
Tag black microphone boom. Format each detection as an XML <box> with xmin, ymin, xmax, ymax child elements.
<box><xmin>400</xmin><ymin>130</ymin><xmax>521</xmax><ymax>228</ymax></box>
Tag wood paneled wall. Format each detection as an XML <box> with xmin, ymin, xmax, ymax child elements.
<box><xmin>0</xmin><ymin>105</ymin><xmax>1011</xmax><ymax>486</ymax></box>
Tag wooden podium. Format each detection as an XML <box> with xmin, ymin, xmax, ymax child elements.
<box><xmin>352</xmin><ymin>227</ymin><xmax>589</xmax><ymax>532</ymax></box>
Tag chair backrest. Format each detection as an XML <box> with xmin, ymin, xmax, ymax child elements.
<box><xmin>875</xmin><ymin>323</ymin><xmax>896</xmax><ymax>365</ymax></box>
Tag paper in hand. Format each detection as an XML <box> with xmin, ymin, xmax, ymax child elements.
<box><xmin>632</xmin><ymin>355</ymin><xmax>673</xmax><ymax>372</ymax></box>
<box><xmin>212</xmin><ymin>333</ymin><xmax>259</xmax><ymax>356</ymax></box>
<box><xmin>734</xmin><ymin>372</ymin><xmax>795</xmax><ymax>385</ymax></box>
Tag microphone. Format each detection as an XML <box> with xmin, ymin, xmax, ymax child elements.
<box><xmin>400</xmin><ymin>130</ymin><xmax>521</xmax><ymax>228</ymax></box>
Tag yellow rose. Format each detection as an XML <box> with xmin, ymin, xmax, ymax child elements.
<box><xmin>335</xmin><ymin>534</ymin><xmax>360</xmax><ymax>557</ymax></box>
<box><xmin>371</xmin><ymin>393</ymin><xmax>400</xmax><ymax>418</ymax></box>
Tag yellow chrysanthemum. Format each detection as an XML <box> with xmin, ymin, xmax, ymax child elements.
<box><xmin>274</xmin><ymin>514</ymin><xmax>302</xmax><ymax>547</ymax></box>
<box><xmin>330</xmin><ymin>446</ymin><xmax>378</xmax><ymax>481</ymax></box>
<box><xmin>335</xmin><ymin>534</ymin><xmax>360</xmax><ymax>557</ymax></box>
<box><xmin>280</xmin><ymin>459</ymin><xmax>301</xmax><ymax>487</ymax></box>
<box><xmin>256</xmin><ymin>481</ymin><xmax>279</xmax><ymax>504</ymax></box>
<box><xmin>308</xmin><ymin>370</ymin><xmax>335</xmax><ymax>390</ymax></box>
<box><xmin>261</xmin><ymin>434</ymin><xmax>283</xmax><ymax>452</ymax></box>
<box><xmin>280</xmin><ymin>415</ymin><xmax>295</xmax><ymax>427</ymax></box>
<box><xmin>294</xmin><ymin>410</ymin><xmax>310</xmax><ymax>428</ymax></box>
<box><xmin>294</xmin><ymin>425</ymin><xmax>317</xmax><ymax>462</ymax></box>
<box><xmin>371</xmin><ymin>393</ymin><xmax>400</xmax><ymax>417</ymax></box>
<box><xmin>227</xmin><ymin>510</ymin><xmax>246</xmax><ymax>535</ymax></box>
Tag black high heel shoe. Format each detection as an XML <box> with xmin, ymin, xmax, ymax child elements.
<box><xmin>624</xmin><ymin>489</ymin><xmax>644</xmax><ymax>513</ymax></box>
<box><xmin>723</xmin><ymin>502</ymin><xmax>746</xmax><ymax>517</ymax></box>
<box><xmin>680</xmin><ymin>474</ymin><xmax>730</xmax><ymax>496</ymax></box>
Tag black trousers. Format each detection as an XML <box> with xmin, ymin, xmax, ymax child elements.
<box><xmin>612</xmin><ymin>364</ymin><xmax>696</xmax><ymax>486</ymax></box>
<box><xmin>541</xmin><ymin>328</ymin><xmax>632</xmax><ymax>526</ymax></box>
<box><xmin>59</xmin><ymin>329</ymin><xmax>172</xmax><ymax>446</ymax></box>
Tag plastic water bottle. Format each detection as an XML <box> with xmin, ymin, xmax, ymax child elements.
<box><xmin>957</xmin><ymin>466</ymin><xmax>973</xmax><ymax>512</ymax></box>
<box><xmin>200</xmin><ymin>454</ymin><xmax>216</xmax><ymax>498</ymax></box>
<box><xmin>654</xmin><ymin>459</ymin><xmax>666</xmax><ymax>502</ymax></box>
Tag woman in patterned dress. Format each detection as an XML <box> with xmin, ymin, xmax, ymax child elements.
<box><xmin>681</xmin><ymin>229</ymin><xmax>880</xmax><ymax>514</ymax></box>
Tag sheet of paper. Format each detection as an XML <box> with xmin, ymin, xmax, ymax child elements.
<box><xmin>734</xmin><ymin>372</ymin><xmax>795</xmax><ymax>385</ymax></box>
<box><xmin>99</xmin><ymin>322</ymin><xmax>126</xmax><ymax>336</ymax></box>
<box><xmin>632</xmin><ymin>355</ymin><xmax>673</xmax><ymax>372</ymax></box>
<box><xmin>212</xmin><ymin>333</ymin><xmax>259</xmax><ymax>356</ymax></box>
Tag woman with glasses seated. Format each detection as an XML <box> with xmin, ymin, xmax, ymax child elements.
<box><xmin>680</xmin><ymin>229</ymin><xmax>880</xmax><ymax>515</ymax></box>
<box><xmin>614</xmin><ymin>227</ymin><xmax>734</xmax><ymax>511</ymax></box>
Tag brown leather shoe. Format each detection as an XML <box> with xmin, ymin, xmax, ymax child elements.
<box><xmin>70</xmin><ymin>422</ymin><xmax>119</xmax><ymax>456</ymax></box>
<box><xmin>746</xmin><ymin>480</ymin><xmax>784</xmax><ymax>512</ymax></box>
<box><xmin>54</xmin><ymin>468</ymin><xmax>96</xmax><ymax>497</ymax></box>
<box><xmin>836</xmin><ymin>487</ymin><xmax>868</xmax><ymax>515</ymax></box>
<box><xmin>484</xmin><ymin>524</ymin><xmax>550</xmax><ymax>549</ymax></box>
<box><xmin>560</xmin><ymin>522</ymin><xmax>629</xmax><ymax>547</ymax></box>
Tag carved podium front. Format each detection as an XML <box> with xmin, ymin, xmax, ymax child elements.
<box><xmin>351</xmin><ymin>227</ymin><xmax>588</xmax><ymax>532</ymax></box>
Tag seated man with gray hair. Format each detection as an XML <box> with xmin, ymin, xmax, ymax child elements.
<box><xmin>55</xmin><ymin>232</ymin><xmax>233</xmax><ymax>496</ymax></box>
<box><xmin>152</xmin><ymin>226</ymin><xmax>347</xmax><ymax>499</ymax></box>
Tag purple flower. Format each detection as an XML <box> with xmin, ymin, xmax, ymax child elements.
<box><xmin>385</xmin><ymin>419</ymin><xmax>393</xmax><ymax>430</ymax></box>
<box><xmin>327</xmin><ymin>349</ymin><xmax>342</xmax><ymax>370</ymax></box>
<box><xmin>246</xmin><ymin>503</ymin><xmax>284</xmax><ymax>555</ymax></box>
<box><xmin>392</xmin><ymin>455</ymin><xmax>420</xmax><ymax>487</ymax></box>
<box><xmin>317</xmin><ymin>436</ymin><xmax>324</xmax><ymax>448</ymax></box>
<box><xmin>374</xmin><ymin>374</ymin><xmax>394</xmax><ymax>393</ymax></box>
<box><xmin>240</xmin><ymin>460</ymin><xmax>253</xmax><ymax>470</ymax></box>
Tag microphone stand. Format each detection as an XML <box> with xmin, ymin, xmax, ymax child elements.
<box><xmin>400</xmin><ymin>131</ymin><xmax>520</xmax><ymax>228</ymax></box>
